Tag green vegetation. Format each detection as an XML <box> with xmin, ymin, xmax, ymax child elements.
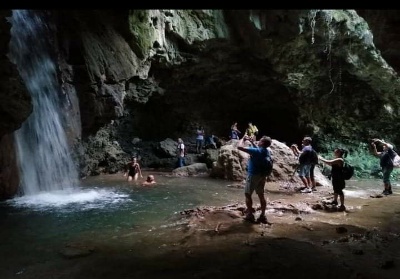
<box><xmin>128</xmin><ymin>10</ymin><xmax>155</xmax><ymax>59</ymax></box>
<box><xmin>317</xmin><ymin>136</ymin><xmax>400</xmax><ymax>180</ymax></box>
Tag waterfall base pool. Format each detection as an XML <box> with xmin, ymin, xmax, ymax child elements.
<box><xmin>1</xmin><ymin>173</ymin><xmax>400</xmax><ymax>279</ymax></box>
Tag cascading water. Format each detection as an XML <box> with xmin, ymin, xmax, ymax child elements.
<box><xmin>8</xmin><ymin>10</ymin><xmax>79</xmax><ymax>196</ymax></box>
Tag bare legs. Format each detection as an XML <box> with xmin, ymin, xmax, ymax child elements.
<box><xmin>257</xmin><ymin>192</ymin><xmax>266</xmax><ymax>216</ymax></box>
<box><xmin>300</xmin><ymin>176</ymin><xmax>309</xmax><ymax>188</ymax></box>
<box><xmin>333</xmin><ymin>193</ymin><xmax>345</xmax><ymax>210</ymax></box>
<box><xmin>245</xmin><ymin>193</ymin><xmax>253</xmax><ymax>213</ymax></box>
<box><xmin>245</xmin><ymin>192</ymin><xmax>266</xmax><ymax>217</ymax></box>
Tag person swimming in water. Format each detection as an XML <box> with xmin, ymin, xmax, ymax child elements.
<box><xmin>142</xmin><ymin>175</ymin><xmax>156</xmax><ymax>186</ymax></box>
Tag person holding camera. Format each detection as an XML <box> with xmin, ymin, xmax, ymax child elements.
<box><xmin>318</xmin><ymin>148</ymin><xmax>347</xmax><ymax>211</ymax></box>
<box><xmin>237</xmin><ymin>134</ymin><xmax>272</xmax><ymax>224</ymax></box>
<box><xmin>290</xmin><ymin>137</ymin><xmax>314</xmax><ymax>193</ymax></box>
<box><xmin>371</xmin><ymin>138</ymin><xmax>395</xmax><ymax>195</ymax></box>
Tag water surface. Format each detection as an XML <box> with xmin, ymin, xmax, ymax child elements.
<box><xmin>1</xmin><ymin>173</ymin><xmax>399</xmax><ymax>276</ymax></box>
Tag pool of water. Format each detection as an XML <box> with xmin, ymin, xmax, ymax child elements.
<box><xmin>1</xmin><ymin>173</ymin><xmax>400</xmax><ymax>277</ymax></box>
<box><xmin>0</xmin><ymin>175</ymin><xmax>238</xmax><ymax>242</ymax></box>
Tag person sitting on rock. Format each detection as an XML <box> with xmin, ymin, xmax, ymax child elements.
<box><xmin>205</xmin><ymin>134</ymin><xmax>217</xmax><ymax>149</ymax></box>
<box><xmin>230</xmin><ymin>122</ymin><xmax>241</xmax><ymax>140</ymax></box>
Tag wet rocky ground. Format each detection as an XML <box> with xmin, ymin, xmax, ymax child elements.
<box><xmin>47</xmin><ymin>181</ymin><xmax>400</xmax><ymax>279</ymax></box>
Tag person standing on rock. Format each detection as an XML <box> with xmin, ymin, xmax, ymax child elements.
<box><xmin>176</xmin><ymin>138</ymin><xmax>186</xmax><ymax>168</ymax></box>
<box><xmin>318</xmin><ymin>148</ymin><xmax>347</xmax><ymax>211</ymax></box>
<box><xmin>237</xmin><ymin>134</ymin><xmax>272</xmax><ymax>224</ymax></box>
<box><xmin>195</xmin><ymin>126</ymin><xmax>205</xmax><ymax>154</ymax></box>
<box><xmin>245</xmin><ymin>122</ymin><xmax>258</xmax><ymax>141</ymax></box>
<box><xmin>290</xmin><ymin>136</ymin><xmax>314</xmax><ymax>193</ymax></box>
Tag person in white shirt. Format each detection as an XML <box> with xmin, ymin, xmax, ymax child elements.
<box><xmin>196</xmin><ymin>126</ymin><xmax>205</xmax><ymax>154</ymax></box>
<box><xmin>177</xmin><ymin>138</ymin><xmax>186</xmax><ymax>168</ymax></box>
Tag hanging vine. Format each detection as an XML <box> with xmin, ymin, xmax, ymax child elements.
<box><xmin>308</xmin><ymin>10</ymin><xmax>318</xmax><ymax>44</ymax></box>
<box><xmin>322</xmin><ymin>10</ymin><xmax>336</xmax><ymax>95</ymax></box>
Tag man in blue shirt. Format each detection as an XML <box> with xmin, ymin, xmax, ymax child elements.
<box><xmin>238</xmin><ymin>134</ymin><xmax>272</xmax><ymax>224</ymax></box>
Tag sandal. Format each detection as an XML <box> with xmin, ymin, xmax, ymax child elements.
<box><xmin>256</xmin><ymin>215</ymin><xmax>268</xmax><ymax>224</ymax></box>
<box><xmin>325</xmin><ymin>200</ymin><xmax>338</xmax><ymax>206</ymax></box>
<box><xmin>244</xmin><ymin>213</ymin><xmax>255</xmax><ymax>223</ymax></box>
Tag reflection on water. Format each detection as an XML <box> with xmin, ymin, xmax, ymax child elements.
<box><xmin>1</xmin><ymin>174</ymin><xmax>400</xmax><ymax>275</ymax></box>
<box><xmin>0</xmin><ymin>173</ymin><xmax>242</xmax><ymax>275</ymax></box>
<box><xmin>0</xmin><ymin>173</ymin><xmax>242</xmax><ymax>244</ymax></box>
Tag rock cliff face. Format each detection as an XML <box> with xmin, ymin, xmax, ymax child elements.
<box><xmin>1</xmin><ymin>9</ymin><xmax>400</xmax><ymax>198</ymax></box>
<box><xmin>0</xmin><ymin>10</ymin><xmax>31</xmax><ymax>198</ymax></box>
<box><xmin>0</xmin><ymin>10</ymin><xmax>31</xmax><ymax>138</ymax></box>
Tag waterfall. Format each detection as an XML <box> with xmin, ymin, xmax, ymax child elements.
<box><xmin>9</xmin><ymin>10</ymin><xmax>79</xmax><ymax>195</ymax></box>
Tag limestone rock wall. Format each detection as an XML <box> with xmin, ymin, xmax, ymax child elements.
<box><xmin>0</xmin><ymin>10</ymin><xmax>32</xmax><ymax>198</ymax></box>
<box><xmin>0</xmin><ymin>134</ymin><xmax>20</xmax><ymax>200</ymax></box>
<box><xmin>2</xmin><ymin>10</ymin><xmax>400</xmax><ymax>197</ymax></box>
<box><xmin>0</xmin><ymin>10</ymin><xmax>32</xmax><ymax>138</ymax></box>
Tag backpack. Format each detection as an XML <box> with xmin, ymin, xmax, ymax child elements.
<box><xmin>299</xmin><ymin>149</ymin><xmax>314</xmax><ymax>164</ymax></box>
<box><xmin>391</xmin><ymin>151</ymin><xmax>400</xmax><ymax>168</ymax></box>
<box><xmin>260</xmin><ymin>148</ymin><xmax>273</xmax><ymax>176</ymax></box>
<box><xmin>310</xmin><ymin>149</ymin><xmax>319</xmax><ymax>164</ymax></box>
<box><xmin>342</xmin><ymin>161</ymin><xmax>354</xmax><ymax>180</ymax></box>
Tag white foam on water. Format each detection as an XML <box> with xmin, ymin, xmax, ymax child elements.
<box><xmin>7</xmin><ymin>188</ymin><xmax>130</xmax><ymax>211</ymax></box>
<box><xmin>343</xmin><ymin>189</ymin><xmax>373</xmax><ymax>198</ymax></box>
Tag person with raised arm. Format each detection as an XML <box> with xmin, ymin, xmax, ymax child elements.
<box><xmin>371</xmin><ymin>138</ymin><xmax>395</xmax><ymax>195</ymax></box>
<box><xmin>319</xmin><ymin>148</ymin><xmax>347</xmax><ymax>211</ymax></box>
<box><xmin>237</xmin><ymin>134</ymin><xmax>272</xmax><ymax>224</ymax></box>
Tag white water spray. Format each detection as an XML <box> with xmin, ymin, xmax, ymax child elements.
<box><xmin>9</xmin><ymin>10</ymin><xmax>79</xmax><ymax>196</ymax></box>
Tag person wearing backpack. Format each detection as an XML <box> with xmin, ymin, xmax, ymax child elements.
<box><xmin>318</xmin><ymin>148</ymin><xmax>348</xmax><ymax>211</ymax></box>
<box><xmin>290</xmin><ymin>136</ymin><xmax>314</xmax><ymax>193</ymax></box>
<box><xmin>371</xmin><ymin>138</ymin><xmax>395</xmax><ymax>195</ymax></box>
<box><xmin>237</xmin><ymin>134</ymin><xmax>273</xmax><ymax>224</ymax></box>
<box><xmin>309</xmin><ymin>143</ymin><xmax>319</xmax><ymax>191</ymax></box>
